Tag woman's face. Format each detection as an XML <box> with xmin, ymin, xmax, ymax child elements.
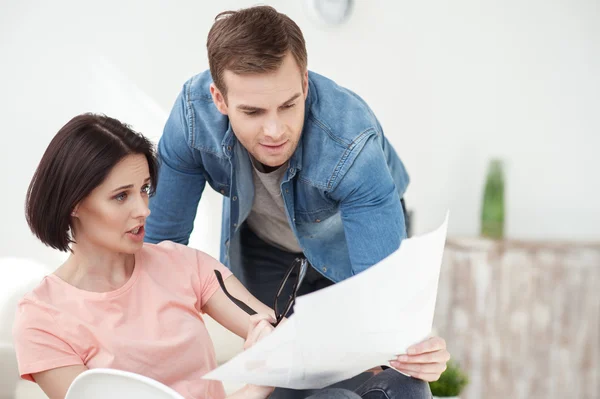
<box><xmin>72</xmin><ymin>154</ymin><xmax>151</xmax><ymax>254</ymax></box>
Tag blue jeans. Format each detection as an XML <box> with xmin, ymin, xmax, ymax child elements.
<box><xmin>306</xmin><ymin>388</ymin><xmax>361</xmax><ymax>399</ymax></box>
<box><xmin>303</xmin><ymin>369</ymin><xmax>431</xmax><ymax>399</ymax></box>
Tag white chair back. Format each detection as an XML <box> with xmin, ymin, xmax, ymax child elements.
<box><xmin>0</xmin><ymin>257</ymin><xmax>53</xmax><ymax>399</ymax></box>
<box><xmin>65</xmin><ymin>368</ymin><xmax>185</xmax><ymax>399</ymax></box>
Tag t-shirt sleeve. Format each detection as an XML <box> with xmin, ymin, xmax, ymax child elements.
<box><xmin>12</xmin><ymin>298</ymin><xmax>84</xmax><ymax>382</ymax></box>
<box><xmin>193</xmin><ymin>249</ymin><xmax>232</xmax><ymax>310</ymax></box>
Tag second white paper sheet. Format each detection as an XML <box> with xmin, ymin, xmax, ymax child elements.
<box><xmin>203</xmin><ymin>212</ymin><xmax>449</xmax><ymax>389</ymax></box>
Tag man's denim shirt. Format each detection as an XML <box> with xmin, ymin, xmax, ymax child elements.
<box><xmin>145</xmin><ymin>70</ymin><xmax>410</xmax><ymax>283</ymax></box>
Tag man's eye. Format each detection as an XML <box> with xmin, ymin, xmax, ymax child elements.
<box><xmin>283</xmin><ymin>103</ymin><xmax>296</xmax><ymax>109</ymax></box>
<box><xmin>244</xmin><ymin>111</ymin><xmax>258</xmax><ymax>116</ymax></box>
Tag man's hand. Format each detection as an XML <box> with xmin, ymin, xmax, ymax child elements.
<box><xmin>389</xmin><ymin>336</ymin><xmax>450</xmax><ymax>382</ymax></box>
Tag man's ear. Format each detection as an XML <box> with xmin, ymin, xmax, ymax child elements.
<box><xmin>302</xmin><ymin>70</ymin><xmax>309</xmax><ymax>99</ymax></box>
<box><xmin>210</xmin><ymin>83</ymin><xmax>229</xmax><ymax>115</ymax></box>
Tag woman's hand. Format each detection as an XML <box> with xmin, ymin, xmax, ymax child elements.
<box><xmin>238</xmin><ymin>314</ymin><xmax>277</xmax><ymax>399</ymax></box>
<box><xmin>243</xmin><ymin>313</ymin><xmax>276</xmax><ymax>350</ymax></box>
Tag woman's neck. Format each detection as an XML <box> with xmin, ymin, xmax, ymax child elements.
<box><xmin>55</xmin><ymin>242</ymin><xmax>135</xmax><ymax>293</ymax></box>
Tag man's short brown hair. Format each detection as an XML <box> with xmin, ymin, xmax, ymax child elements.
<box><xmin>207</xmin><ymin>5</ymin><xmax>308</xmax><ymax>95</ymax></box>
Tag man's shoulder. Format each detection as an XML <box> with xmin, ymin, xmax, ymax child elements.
<box><xmin>181</xmin><ymin>69</ymin><xmax>214</xmax><ymax>102</ymax></box>
<box><xmin>301</xmin><ymin>72</ymin><xmax>386</xmax><ymax>189</ymax></box>
<box><xmin>307</xmin><ymin>71</ymin><xmax>381</xmax><ymax>145</ymax></box>
<box><xmin>174</xmin><ymin>70</ymin><xmax>230</xmax><ymax>153</ymax></box>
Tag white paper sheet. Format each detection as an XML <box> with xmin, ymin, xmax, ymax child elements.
<box><xmin>203</xmin><ymin>212</ymin><xmax>449</xmax><ymax>389</ymax></box>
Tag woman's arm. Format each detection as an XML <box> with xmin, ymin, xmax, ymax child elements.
<box><xmin>202</xmin><ymin>274</ymin><xmax>275</xmax><ymax>338</ymax></box>
<box><xmin>32</xmin><ymin>365</ymin><xmax>88</xmax><ymax>399</ymax></box>
<box><xmin>224</xmin><ymin>314</ymin><xmax>276</xmax><ymax>399</ymax></box>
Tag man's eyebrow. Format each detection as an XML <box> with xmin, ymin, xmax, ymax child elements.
<box><xmin>279</xmin><ymin>93</ymin><xmax>302</xmax><ymax>106</ymax></box>
<box><xmin>236</xmin><ymin>93</ymin><xmax>302</xmax><ymax>111</ymax></box>
<box><xmin>237</xmin><ymin>104</ymin><xmax>264</xmax><ymax>112</ymax></box>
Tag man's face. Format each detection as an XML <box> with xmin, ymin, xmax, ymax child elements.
<box><xmin>211</xmin><ymin>53</ymin><xmax>309</xmax><ymax>169</ymax></box>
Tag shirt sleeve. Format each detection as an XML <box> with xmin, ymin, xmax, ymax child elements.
<box><xmin>328</xmin><ymin>133</ymin><xmax>407</xmax><ymax>275</ymax></box>
<box><xmin>12</xmin><ymin>298</ymin><xmax>83</xmax><ymax>382</ymax></box>
<box><xmin>194</xmin><ymin>249</ymin><xmax>233</xmax><ymax>310</ymax></box>
<box><xmin>145</xmin><ymin>87</ymin><xmax>208</xmax><ymax>245</ymax></box>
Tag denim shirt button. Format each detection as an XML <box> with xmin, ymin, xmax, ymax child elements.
<box><xmin>233</xmin><ymin>223</ymin><xmax>237</xmax><ymax>228</ymax></box>
<box><xmin>220</xmin><ymin>189</ymin><xmax>225</xmax><ymax>194</ymax></box>
<box><xmin>290</xmin><ymin>168</ymin><xmax>296</xmax><ymax>174</ymax></box>
<box><xmin>232</xmin><ymin>196</ymin><xmax>237</xmax><ymax>201</ymax></box>
<box><xmin>227</xmin><ymin>146</ymin><xmax>232</xmax><ymax>151</ymax></box>
<box><xmin>315</xmin><ymin>219</ymin><xmax>321</xmax><ymax>223</ymax></box>
<box><xmin>322</xmin><ymin>266</ymin><xmax>327</xmax><ymax>272</ymax></box>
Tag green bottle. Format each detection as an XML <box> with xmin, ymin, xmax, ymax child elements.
<box><xmin>480</xmin><ymin>159</ymin><xmax>505</xmax><ymax>239</ymax></box>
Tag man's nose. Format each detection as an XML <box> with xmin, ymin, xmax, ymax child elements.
<box><xmin>263</xmin><ymin>117</ymin><xmax>284</xmax><ymax>140</ymax></box>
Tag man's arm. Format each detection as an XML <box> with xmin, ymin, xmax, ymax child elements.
<box><xmin>331</xmin><ymin>134</ymin><xmax>451</xmax><ymax>381</ymax></box>
<box><xmin>145</xmin><ymin>91</ymin><xmax>207</xmax><ymax>245</ymax></box>
<box><xmin>329</xmin><ymin>133</ymin><xmax>406</xmax><ymax>275</ymax></box>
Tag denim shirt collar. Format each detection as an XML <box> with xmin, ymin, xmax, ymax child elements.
<box><xmin>221</xmin><ymin>123</ymin><xmax>236</xmax><ymax>158</ymax></box>
<box><xmin>289</xmin><ymin>80</ymin><xmax>315</xmax><ymax>173</ymax></box>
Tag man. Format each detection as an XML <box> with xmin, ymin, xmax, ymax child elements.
<box><xmin>146</xmin><ymin>5</ymin><xmax>449</xmax><ymax>397</ymax></box>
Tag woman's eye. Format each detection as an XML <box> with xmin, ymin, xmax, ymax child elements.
<box><xmin>115</xmin><ymin>192</ymin><xmax>127</xmax><ymax>202</ymax></box>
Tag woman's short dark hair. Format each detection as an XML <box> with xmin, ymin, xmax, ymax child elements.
<box><xmin>25</xmin><ymin>113</ymin><xmax>158</xmax><ymax>252</ymax></box>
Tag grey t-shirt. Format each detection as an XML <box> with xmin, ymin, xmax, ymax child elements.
<box><xmin>245</xmin><ymin>159</ymin><xmax>302</xmax><ymax>253</ymax></box>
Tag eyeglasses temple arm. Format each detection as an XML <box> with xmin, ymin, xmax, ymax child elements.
<box><xmin>214</xmin><ymin>270</ymin><xmax>259</xmax><ymax>316</ymax></box>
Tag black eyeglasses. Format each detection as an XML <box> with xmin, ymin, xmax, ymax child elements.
<box><xmin>214</xmin><ymin>257</ymin><xmax>308</xmax><ymax>328</ymax></box>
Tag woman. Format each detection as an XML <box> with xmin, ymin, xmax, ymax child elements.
<box><xmin>13</xmin><ymin>114</ymin><xmax>429</xmax><ymax>399</ymax></box>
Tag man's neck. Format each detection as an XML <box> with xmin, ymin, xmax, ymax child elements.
<box><xmin>261</xmin><ymin>163</ymin><xmax>282</xmax><ymax>173</ymax></box>
<box><xmin>250</xmin><ymin>155</ymin><xmax>286</xmax><ymax>174</ymax></box>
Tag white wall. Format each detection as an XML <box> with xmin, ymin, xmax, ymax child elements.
<box><xmin>1</xmin><ymin>0</ymin><xmax>598</xmax><ymax>267</ymax></box>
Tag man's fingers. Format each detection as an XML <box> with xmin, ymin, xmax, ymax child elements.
<box><xmin>393</xmin><ymin>368</ymin><xmax>443</xmax><ymax>382</ymax></box>
<box><xmin>406</xmin><ymin>336</ymin><xmax>446</xmax><ymax>355</ymax></box>
<box><xmin>390</xmin><ymin>361</ymin><xmax>447</xmax><ymax>375</ymax></box>
<box><xmin>396</xmin><ymin>349</ymin><xmax>451</xmax><ymax>364</ymax></box>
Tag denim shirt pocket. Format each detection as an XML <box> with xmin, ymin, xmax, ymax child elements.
<box><xmin>197</xmin><ymin>151</ymin><xmax>231</xmax><ymax>196</ymax></box>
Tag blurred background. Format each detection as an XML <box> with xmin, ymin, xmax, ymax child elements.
<box><xmin>0</xmin><ymin>0</ymin><xmax>598</xmax><ymax>398</ymax></box>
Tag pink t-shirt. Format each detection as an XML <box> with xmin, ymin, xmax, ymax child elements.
<box><xmin>12</xmin><ymin>241</ymin><xmax>232</xmax><ymax>399</ymax></box>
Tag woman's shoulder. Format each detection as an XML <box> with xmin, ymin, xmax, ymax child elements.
<box><xmin>141</xmin><ymin>241</ymin><xmax>216</xmax><ymax>264</ymax></box>
<box><xmin>140</xmin><ymin>241</ymin><xmax>227</xmax><ymax>281</ymax></box>
<box><xmin>18</xmin><ymin>276</ymin><xmax>58</xmax><ymax>307</ymax></box>
<box><xmin>13</xmin><ymin>280</ymin><xmax>62</xmax><ymax>332</ymax></box>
